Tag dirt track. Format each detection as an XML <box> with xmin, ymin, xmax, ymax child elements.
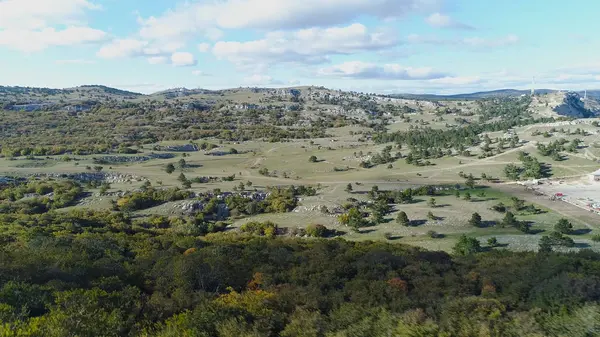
<box><xmin>495</xmin><ymin>184</ymin><xmax>599</xmax><ymax>228</ymax></box>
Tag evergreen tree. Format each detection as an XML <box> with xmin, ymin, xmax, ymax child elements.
<box><xmin>555</xmin><ymin>218</ymin><xmax>573</xmax><ymax>234</ymax></box>
<box><xmin>396</xmin><ymin>211</ymin><xmax>410</xmax><ymax>227</ymax></box>
<box><xmin>468</xmin><ymin>213</ymin><xmax>482</xmax><ymax>227</ymax></box>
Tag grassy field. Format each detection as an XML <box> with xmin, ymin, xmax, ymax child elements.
<box><xmin>2</xmin><ymin>115</ymin><xmax>599</xmax><ymax>253</ymax></box>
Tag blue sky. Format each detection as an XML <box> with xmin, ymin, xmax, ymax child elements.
<box><xmin>1</xmin><ymin>0</ymin><xmax>599</xmax><ymax>94</ymax></box>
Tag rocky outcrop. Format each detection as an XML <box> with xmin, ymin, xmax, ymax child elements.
<box><xmin>553</xmin><ymin>92</ymin><xmax>598</xmax><ymax>118</ymax></box>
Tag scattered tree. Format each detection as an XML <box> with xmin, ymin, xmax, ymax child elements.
<box><xmin>555</xmin><ymin>218</ymin><xmax>573</xmax><ymax>234</ymax></box>
<box><xmin>453</xmin><ymin>235</ymin><xmax>482</xmax><ymax>255</ymax></box>
<box><xmin>396</xmin><ymin>211</ymin><xmax>410</xmax><ymax>227</ymax></box>
<box><xmin>345</xmin><ymin>183</ymin><xmax>353</xmax><ymax>193</ymax></box>
<box><xmin>468</xmin><ymin>213</ymin><xmax>482</xmax><ymax>228</ymax></box>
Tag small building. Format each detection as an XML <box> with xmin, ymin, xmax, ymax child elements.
<box><xmin>591</xmin><ymin>169</ymin><xmax>600</xmax><ymax>182</ymax></box>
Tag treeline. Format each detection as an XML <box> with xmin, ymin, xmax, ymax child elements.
<box><xmin>1</xmin><ymin>218</ymin><xmax>600</xmax><ymax>336</ymax></box>
<box><xmin>374</xmin><ymin>98</ymin><xmax>554</xmax><ymax>156</ymax></box>
<box><xmin>114</xmin><ymin>187</ymin><xmax>193</xmax><ymax>212</ymax></box>
<box><xmin>0</xmin><ymin>180</ymin><xmax>83</xmax><ymax>214</ymax></box>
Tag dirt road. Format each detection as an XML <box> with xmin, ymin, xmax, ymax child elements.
<box><xmin>495</xmin><ymin>184</ymin><xmax>599</xmax><ymax>228</ymax></box>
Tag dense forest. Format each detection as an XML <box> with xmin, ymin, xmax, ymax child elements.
<box><xmin>1</xmin><ymin>206</ymin><xmax>600</xmax><ymax>336</ymax></box>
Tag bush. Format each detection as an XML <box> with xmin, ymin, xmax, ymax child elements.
<box><xmin>306</xmin><ymin>224</ymin><xmax>328</xmax><ymax>238</ymax></box>
<box><xmin>239</xmin><ymin>221</ymin><xmax>278</xmax><ymax>237</ymax></box>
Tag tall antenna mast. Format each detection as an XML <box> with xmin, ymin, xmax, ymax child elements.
<box><xmin>531</xmin><ymin>76</ymin><xmax>535</xmax><ymax>96</ymax></box>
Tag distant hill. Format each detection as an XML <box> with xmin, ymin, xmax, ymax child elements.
<box><xmin>75</xmin><ymin>85</ymin><xmax>142</xmax><ymax>96</ymax></box>
<box><xmin>389</xmin><ymin>89</ymin><xmax>558</xmax><ymax>100</ymax></box>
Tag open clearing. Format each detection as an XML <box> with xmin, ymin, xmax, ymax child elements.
<box><xmin>2</xmin><ymin>126</ymin><xmax>599</xmax><ymax>252</ymax></box>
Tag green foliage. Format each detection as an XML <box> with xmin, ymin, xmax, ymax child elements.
<box><xmin>0</xmin><ymin>180</ymin><xmax>83</xmax><ymax>214</ymax></box>
<box><xmin>305</xmin><ymin>224</ymin><xmax>329</xmax><ymax>238</ymax></box>
<box><xmin>396</xmin><ymin>211</ymin><xmax>410</xmax><ymax>227</ymax></box>
<box><xmin>453</xmin><ymin>235</ymin><xmax>482</xmax><ymax>255</ymax></box>
<box><xmin>308</xmin><ymin>155</ymin><xmax>318</xmax><ymax>163</ymax></box>
<box><xmin>468</xmin><ymin>212</ymin><xmax>482</xmax><ymax>227</ymax></box>
<box><xmin>0</xmin><ymin>213</ymin><xmax>598</xmax><ymax>336</ymax></box>
<box><xmin>239</xmin><ymin>221</ymin><xmax>277</xmax><ymax>237</ymax></box>
<box><xmin>339</xmin><ymin>207</ymin><xmax>370</xmax><ymax>230</ymax></box>
<box><xmin>116</xmin><ymin>187</ymin><xmax>192</xmax><ymax>212</ymax></box>
<box><xmin>554</xmin><ymin>218</ymin><xmax>573</xmax><ymax>234</ymax></box>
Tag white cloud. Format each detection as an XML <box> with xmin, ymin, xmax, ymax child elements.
<box><xmin>213</xmin><ymin>23</ymin><xmax>397</xmax><ymax>69</ymax></box>
<box><xmin>205</xmin><ymin>28</ymin><xmax>224</xmax><ymax>41</ymax></box>
<box><xmin>192</xmin><ymin>70</ymin><xmax>211</xmax><ymax>76</ymax></box>
<box><xmin>406</xmin><ymin>34</ymin><xmax>519</xmax><ymax>48</ymax></box>
<box><xmin>0</xmin><ymin>26</ymin><xmax>107</xmax><ymax>52</ymax></box>
<box><xmin>425</xmin><ymin>13</ymin><xmax>474</xmax><ymax>30</ymax></box>
<box><xmin>136</xmin><ymin>0</ymin><xmax>439</xmax><ymax>42</ymax></box>
<box><xmin>0</xmin><ymin>0</ymin><xmax>101</xmax><ymax>30</ymax></box>
<box><xmin>147</xmin><ymin>56</ymin><xmax>168</xmax><ymax>64</ymax></box>
<box><xmin>318</xmin><ymin>61</ymin><xmax>449</xmax><ymax>80</ymax></box>
<box><xmin>97</xmin><ymin>39</ymin><xmax>148</xmax><ymax>58</ymax></box>
<box><xmin>171</xmin><ymin>52</ymin><xmax>197</xmax><ymax>67</ymax></box>
<box><xmin>0</xmin><ymin>0</ymin><xmax>105</xmax><ymax>52</ymax></box>
<box><xmin>198</xmin><ymin>43</ymin><xmax>211</xmax><ymax>53</ymax></box>
<box><xmin>97</xmin><ymin>39</ymin><xmax>183</xmax><ymax>59</ymax></box>
<box><xmin>55</xmin><ymin>59</ymin><xmax>96</xmax><ymax>65</ymax></box>
<box><xmin>243</xmin><ymin>74</ymin><xmax>283</xmax><ymax>85</ymax></box>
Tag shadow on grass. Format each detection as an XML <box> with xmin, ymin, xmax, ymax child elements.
<box><xmin>479</xmin><ymin>221</ymin><xmax>498</xmax><ymax>228</ymax></box>
<box><xmin>575</xmin><ymin>242</ymin><xmax>591</xmax><ymax>249</ymax></box>
<box><xmin>325</xmin><ymin>230</ymin><xmax>347</xmax><ymax>237</ymax></box>
<box><xmin>482</xmin><ymin>243</ymin><xmax>510</xmax><ymax>251</ymax></box>
<box><xmin>529</xmin><ymin>229</ymin><xmax>546</xmax><ymax>235</ymax></box>
<box><xmin>571</xmin><ymin>228</ymin><xmax>592</xmax><ymax>235</ymax></box>
<box><xmin>410</xmin><ymin>219</ymin><xmax>428</xmax><ymax>227</ymax></box>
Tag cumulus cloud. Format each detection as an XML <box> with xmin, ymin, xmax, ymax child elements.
<box><xmin>97</xmin><ymin>39</ymin><xmax>183</xmax><ymax>59</ymax></box>
<box><xmin>0</xmin><ymin>0</ymin><xmax>101</xmax><ymax>30</ymax></box>
<box><xmin>171</xmin><ymin>52</ymin><xmax>197</xmax><ymax>67</ymax></box>
<box><xmin>0</xmin><ymin>26</ymin><xmax>107</xmax><ymax>52</ymax></box>
<box><xmin>198</xmin><ymin>43</ymin><xmax>211</xmax><ymax>53</ymax></box>
<box><xmin>318</xmin><ymin>61</ymin><xmax>449</xmax><ymax>80</ymax></box>
<box><xmin>425</xmin><ymin>13</ymin><xmax>474</xmax><ymax>30</ymax></box>
<box><xmin>243</xmin><ymin>74</ymin><xmax>283</xmax><ymax>85</ymax></box>
<box><xmin>147</xmin><ymin>56</ymin><xmax>168</xmax><ymax>64</ymax></box>
<box><xmin>137</xmin><ymin>0</ymin><xmax>440</xmax><ymax>42</ymax></box>
<box><xmin>406</xmin><ymin>34</ymin><xmax>519</xmax><ymax>48</ymax></box>
<box><xmin>0</xmin><ymin>0</ymin><xmax>106</xmax><ymax>52</ymax></box>
<box><xmin>213</xmin><ymin>23</ymin><xmax>397</xmax><ymax>69</ymax></box>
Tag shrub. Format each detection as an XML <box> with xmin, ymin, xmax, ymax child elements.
<box><xmin>240</xmin><ymin>221</ymin><xmax>278</xmax><ymax>238</ymax></box>
<box><xmin>306</xmin><ymin>224</ymin><xmax>328</xmax><ymax>238</ymax></box>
